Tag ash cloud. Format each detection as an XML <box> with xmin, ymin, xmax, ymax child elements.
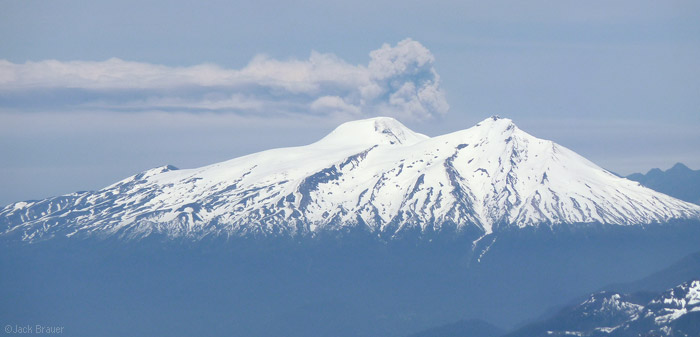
<box><xmin>0</xmin><ymin>39</ymin><xmax>448</xmax><ymax>120</ymax></box>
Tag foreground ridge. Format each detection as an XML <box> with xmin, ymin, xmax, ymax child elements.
<box><xmin>2</xmin><ymin>116</ymin><xmax>699</xmax><ymax>242</ymax></box>
<box><xmin>506</xmin><ymin>279</ymin><xmax>700</xmax><ymax>337</ymax></box>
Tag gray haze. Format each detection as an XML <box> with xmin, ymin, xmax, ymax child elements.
<box><xmin>1</xmin><ymin>0</ymin><xmax>699</xmax><ymax>205</ymax></box>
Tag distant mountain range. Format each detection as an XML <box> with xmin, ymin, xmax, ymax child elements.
<box><xmin>627</xmin><ymin>163</ymin><xmax>700</xmax><ymax>205</ymax></box>
<box><xmin>604</xmin><ymin>250</ymin><xmax>700</xmax><ymax>295</ymax></box>
<box><xmin>504</xmin><ymin>279</ymin><xmax>700</xmax><ymax>337</ymax></box>
<box><xmin>408</xmin><ymin>272</ymin><xmax>700</xmax><ymax>337</ymax></box>
<box><xmin>407</xmin><ymin>259</ymin><xmax>700</xmax><ymax>337</ymax></box>
<box><xmin>2</xmin><ymin>116</ymin><xmax>699</xmax><ymax>243</ymax></box>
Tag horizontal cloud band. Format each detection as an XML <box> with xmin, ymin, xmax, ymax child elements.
<box><xmin>0</xmin><ymin>39</ymin><xmax>448</xmax><ymax>120</ymax></box>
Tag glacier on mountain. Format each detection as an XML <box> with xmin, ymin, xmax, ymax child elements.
<box><xmin>2</xmin><ymin>116</ymin><xmax>699</xmax><ymax>242</ymax></box>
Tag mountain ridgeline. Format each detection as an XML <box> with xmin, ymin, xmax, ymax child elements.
<box><xmin>504</xmin><ymin>279</ymin><xmax>700</xmax><ymax>337</ymax></box>
<box><xmin>3</xmin><ymin>116</ymin><xmax>700</xmax><ymax>337</ymax></box>
<box><xmin>2</xmin><ymin>116</ymin><xmax>699</xmax><ymax>243</ymax></box>
<box><xmin>627</xmin><ymin>162</ymin><xmax>700</xmax><ymax>205</ymax></box>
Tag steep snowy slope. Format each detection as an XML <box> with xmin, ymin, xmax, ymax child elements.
<box><xmin>2</xmin><ymin>116</ymin><xmax>699</xmax><ymax>242</ymax></box>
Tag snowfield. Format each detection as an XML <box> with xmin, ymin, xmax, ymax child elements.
<box><xmin>2</xmin><ymin>116</ymin><xmax>699</xmax><ymax>242</ymax></box>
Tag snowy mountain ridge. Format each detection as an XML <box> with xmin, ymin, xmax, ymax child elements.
<box><xmin>505</xmin><ymin>280</ymin><xmax>700</xmax><ymax>337</ymax></box>
<box><xmin>2</xmin><ymin>116</ymin><xmax>699</xmax><ymax>242</ymax></box>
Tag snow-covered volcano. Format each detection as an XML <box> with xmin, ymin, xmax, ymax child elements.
<box><xmin>2</xmin><ymin>116</ymin><xmax>699</xmax><ymax>242</ymax></box>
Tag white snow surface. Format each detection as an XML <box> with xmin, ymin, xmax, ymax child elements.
<box><xmin>650</xmin><ymin>280</ymin><xmax>700</xmax><ymax>325</ymax></box>
<box><xmin>580</xmin><ymin>293</ymin><xmax>644</xmax><ymax>320</ymax></box>
<box><xmin>2</xmin><ymin>116</ymin><xmax>700</xmax><ymax>242</ymax></box>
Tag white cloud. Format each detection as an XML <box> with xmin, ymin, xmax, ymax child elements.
<box><xmin>310</xmin><ymin>96</ymin><xmax>362</xmax><ymax>116</ymax></box>
<box><xmin>0</xmin><ymin>39</ymin><xmax>448</xmax><ymax>120</ymax></box>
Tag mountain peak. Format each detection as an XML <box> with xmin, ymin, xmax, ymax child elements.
<box><xmin>3</xmin><ymin>115</ymin><xmax>700</xmax><ymax>243</ymax></box>
<box><xmin>669</xmin><ymin>162</ymin><xmax>691</xmax><ymax>173</ymax></box>
<box><xmin>464</xmin><ymin>116</ymin><xmax>519</xmax><ymax>142</ymax></box>
<box><xmin>315</xmin><ymin>116</ymin><xmax>429</xmax><ymax>147</ymax></box>
<box><xmin>475</xmin><ymin>115</ymin><xmax>515</xmax><ymax>127</ymax></box>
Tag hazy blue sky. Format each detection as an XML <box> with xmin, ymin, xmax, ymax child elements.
<box><xmin>1</xmin><ymin>0</ymin><xmax>699</xmax><ymax>205</ymax></box>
